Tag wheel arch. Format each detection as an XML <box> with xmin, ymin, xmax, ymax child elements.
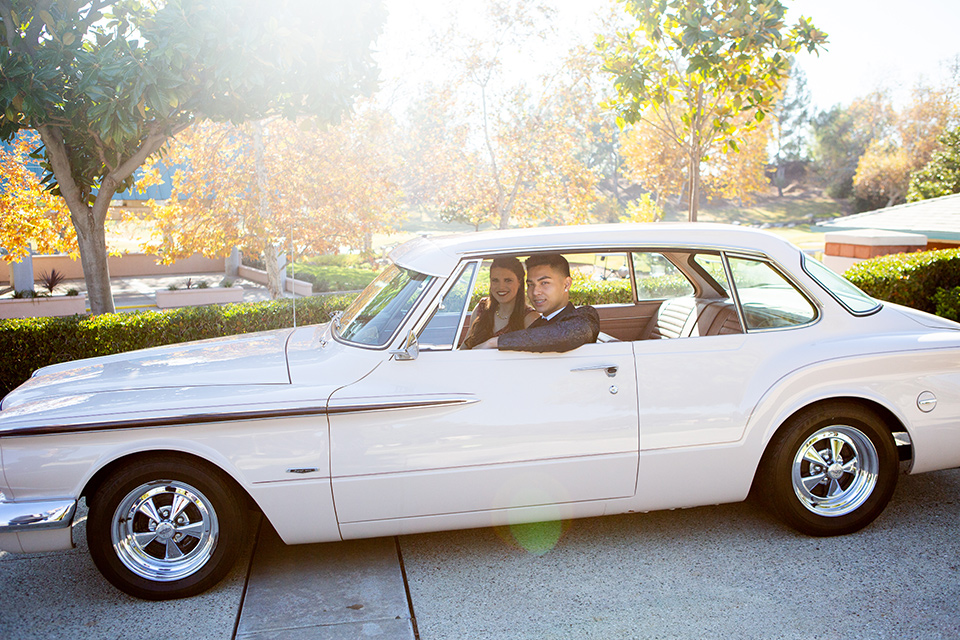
<box><xmin>751</xmin><ymin>395</ymin><xmax>910</xmax><ymax>493</ymax></box>
<box><xmin>81</xmin><ymin>449</ymin><xmax>259</xmax><ymax>513</ymax></box>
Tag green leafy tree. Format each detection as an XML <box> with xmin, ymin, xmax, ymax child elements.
<box><xmin>907</xmin><ymin>126</ymin><xmax>960</xmax><ymax>201</ymax></box>
<box><xmin>810</xmin><ymin>92</ymin><xmax>894</xmax><ymax>201</ymax></box>
<box><xmin>770</xmin><ymin>61</ymin><xmax>810</xmax><ymax>196</ymax></box>
<box><xmin>0</xmin><ymin>0</ymin><xmax>384</xmax><ymax>313</ymax></box>
<box><xmin>599</xmin><ymin>0</ymin><xmax>826</xmax><ymax>221</ymax></box>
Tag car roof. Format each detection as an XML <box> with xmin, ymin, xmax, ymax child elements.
<box><xmin>390</xmin><ymin>223</ymin><xmax>801</xmax><ymax>276</ymax></box>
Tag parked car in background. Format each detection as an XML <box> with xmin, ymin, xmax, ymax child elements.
<box><xmin>2</xmin><ymin>224</ymin><xmax>959</xmax><ymax>600</ymax></box>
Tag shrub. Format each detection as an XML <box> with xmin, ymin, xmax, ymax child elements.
<box><xmin>844</xmin><ymin>248</ymin><xmax>960</xmax><ymax>314</ymax></box>
<box><xmin>0</xmin><ymin>294</ymin><xmax>355</xmax><ymax>399</ymax></box>
<box><xmin>934</xmin><ymin>287</ymin><xmax>960</xmax><ymax>322</ymax></box>
<box><xmin>38</xmin><ymin>269</ymin><xmax>67</xmax><ymax>294</ymax></box>
<box><xmin>290</xmin><ymin>264</ymin><xmax>378</xmax><ymax>292</ymax></box>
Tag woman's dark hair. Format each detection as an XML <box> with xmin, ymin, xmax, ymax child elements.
<box><xmin>461</xmin><ymin>256</ymin><xmax>528</xmax><ymax>348</ymax></box>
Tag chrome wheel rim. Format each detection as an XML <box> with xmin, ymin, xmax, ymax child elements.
<box><xmin>111</xmin><ymin>480</ymin><xmax>219</xmax><ymax>582</ymax></box>
<box><xmin>792</xmin><ymin>426</ymin><xmax>880</xmax><ymax>517</ymax></box>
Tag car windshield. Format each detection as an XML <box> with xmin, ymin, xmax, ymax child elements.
<box><xmin>336</xmin><ymin>264</ymin><xmax>435</xmax><ymax>346</ymax></box>
<box><xmin>802</xmin><ymin>255</ymin><xmax>881</xmax><ymax>315</ymax></box>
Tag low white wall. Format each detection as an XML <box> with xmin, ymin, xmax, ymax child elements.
<box><xmin>3</xmin><ymin>253</ymin><xmax>225</xmax><ymax>284</ymax></box>
<box><xmin>237</xmin><ymin>266</ymin><xmax>313</xmax><ymax>296</ymax></box>
<box><xmin>0</xmin><ymin>295</ymin><xmax>87</xmax><ymax>319</ymax></box>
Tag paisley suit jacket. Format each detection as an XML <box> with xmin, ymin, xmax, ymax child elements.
<box><xmin>497</xmin><ymin>303</ymin><xmax>600</xmax><ymax>353</ymax></box>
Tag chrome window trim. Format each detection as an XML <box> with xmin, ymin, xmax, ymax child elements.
<box><xmin>801</xmin><ymin>254</ymin><xmax>882</xmax><ymax>317</ymax></box>
<box><xmin>723</xmin><ymin>252</ymin><xmax>822</xmax><ymax>333</ymax></box>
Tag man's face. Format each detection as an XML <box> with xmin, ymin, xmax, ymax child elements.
<box><xmin>526</xmin><ymin>264</ymin><xmax>572</xmax><ymax>316</ymax></box>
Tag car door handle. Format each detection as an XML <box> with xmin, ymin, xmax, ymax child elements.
<box><xmin>571</xmin><ymin>364</ymin><xmax>619</xmax><ymax>378</ymax></box>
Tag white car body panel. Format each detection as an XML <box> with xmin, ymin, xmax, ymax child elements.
<box><xmin>329</xmin><ymin>342</ymin><xmax>639</xmax><ymax>526</ymax></box>
<box><xmin>1</xmin><ymin>223</ymin><xmax>959</xmax><ymax>560</ymax></box>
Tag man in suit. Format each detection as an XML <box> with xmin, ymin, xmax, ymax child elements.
<box><xmin>475</xmin><ymin>253</ymin><xmax>599</xmax><ymax>353</ymax></box>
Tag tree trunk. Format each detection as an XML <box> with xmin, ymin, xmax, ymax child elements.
<box><xmin>72</xmin><ymin>206</ymin><xmax>116</xmax><ymax>314</ymax></box>
<box><xmin>264</xmin><ymin>243</ymin><xmax>283</xmax><ymax>299</ymax></box>
<box><xmin>688</xmin><ymin>146</ymin><xmax>700</xmax><ymax>223</ymax></box>
<box><xmin>687</xmin><ymin>85</ymin><xmax>704</xmax><ymax>223</ymax></box>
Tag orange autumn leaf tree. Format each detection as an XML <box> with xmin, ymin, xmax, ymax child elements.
<box><xmin>144</xmin><ymin>112</ymin><xmax>402</xmax><ymax>294</ymax></box>
<box><xmin>0</xmin><ymin>132</ymin><xmax>75</xmax><ymax>261</ymax></box>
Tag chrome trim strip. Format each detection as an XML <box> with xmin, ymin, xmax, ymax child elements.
<box><xmin>0</xmin><ymin>499</ymin><xmax>76</xmax><ymax>533</ymax></box>
<box><xmin>0</xmin><ymin>397</ymin><xmax>479</xmax><ymax>437</ymax></box>
<box><xmin>328</xmin><ymin>396</ymin><xmax>479</xmax><ymax>414</ymax></box>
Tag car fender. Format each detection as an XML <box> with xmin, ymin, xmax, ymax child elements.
<box><xmin>743</xmin><ymin>346</ymin><xmax>960</xmax><ymax>477</ymax></box>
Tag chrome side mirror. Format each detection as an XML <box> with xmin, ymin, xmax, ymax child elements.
<box><xmin>389</xmin><ymin>330</ymin><xmax>419</xmax><ymax>361</ymax></box>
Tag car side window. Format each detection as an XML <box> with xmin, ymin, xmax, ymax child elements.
<box><xmin>567</xmin><ymin>253</ymin><xmax>633</xmax><ymax>305</ymax></box>
<box><xmin>728</xmin><ymin>257</ymin><xmax>817</xmax><ymax>330</ymax></box>
<box><xmin>418</xmin><ymin>262</ymin><xmax>478</xmax><ymax>351</ymax></box>
<box><xmin>632</xmin><ymin>252</ymin><xmax>695</xmax><ymax>300</ymax></box>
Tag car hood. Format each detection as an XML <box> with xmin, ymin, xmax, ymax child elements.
<box><xmin>2</xmin><ymin>328</ymin><xmax>295</xmax><ymax>411</ymax></box>
<box><xmin>0</xmin><ymin>323</ymin><xmax>385</xmax><ymax>437</ymax></box>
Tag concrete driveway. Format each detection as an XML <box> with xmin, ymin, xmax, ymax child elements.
<box><xmin>2</xmin><ymin>468</ymin><xmax>959</xmax><ymax>639</ymax></box>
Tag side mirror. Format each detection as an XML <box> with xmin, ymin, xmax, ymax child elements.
<box><xmin>389</xmin><ymin>330</ymin><xmax>419</xmax><ymax>361</ymax></box>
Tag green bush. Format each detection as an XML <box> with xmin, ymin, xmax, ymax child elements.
<box><xmin>289</xmin><ymin>263</ymin><xmax>378</xmax><ymax>293</ymax></box>
<box><xmin>469</xmin><ymin>278</ymin><xmax>635</xmax><ymax>308</ymax></box>
<box><xmin>844</xmin><ymin>248</ymin><xmax>960</xmax><ymax>314</ymax></box>
<box><xmin>934</xmin><ymin>286</ymin><xmax>960</xmax><ymax>322</ymax></box>
<box><xmin>0</xmin><ymin>295</ymin><xmax>355</xmax><ymax>399</ymax></box>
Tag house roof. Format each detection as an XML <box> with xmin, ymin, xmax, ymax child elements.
<box><xmin>816</xmin><ymin>193</ymin><xmax>960</xmax><ymax>241</ymax></box>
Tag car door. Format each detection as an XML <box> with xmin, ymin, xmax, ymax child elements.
<box><xmin>327</xmin><ymin>262</ymin><xmax>640</xmax><ymax>529</ymax></box>
<box><xmin>328</xmin><ymin>342</ymin><xmax>639</xmax><ymax>527</ymax></box>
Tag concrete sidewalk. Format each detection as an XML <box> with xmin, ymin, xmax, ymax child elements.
<box><xmin>237</xmin><ymin>525</ymin><xmax>415</xmax><ymax>640</ymax></box>
<box><xmin>3</xmin><ymin>469</ymin><xmax>960</xmax><ymax>639</ymax></box>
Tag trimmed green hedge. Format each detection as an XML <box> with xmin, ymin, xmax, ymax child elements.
<box><xmin>0</xmin><ymin>295</ymin><xmax>354</xmax><ymax>399</ymax></box>
<box><xmin>934</xmin><ymin>286</ymin><xmax>960</xmax><ymax>321</ymax></box>
<box><xmin>844</xmin><ymin>248</ymin><xmax>960</xmax><ymax>314</ymax></box>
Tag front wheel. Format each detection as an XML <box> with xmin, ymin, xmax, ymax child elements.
<box><xmin>87</xmin><ymin>456</ymin><xmax>246</xmax><ymax>600</ymax></box>
<box><xmin>759</xmin><ymin>403</ymin><xmax>898</xmax><ymax>536</ymax></box>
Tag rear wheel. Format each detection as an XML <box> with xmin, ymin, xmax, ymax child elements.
<box><xmin>760</xmin><ymin>403</ymin><xmax>898</xmax><ymax>536</ymax></box>
<box><xmin>87</xmin><ymin>456</ymin><xmax>245</xmax><ymax>600</ymax></box>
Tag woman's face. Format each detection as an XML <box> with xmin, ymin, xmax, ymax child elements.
<box><xmin>489</xmin><ymin>266</ymin><xmax>521</xmax><ymax>306</ymax></box>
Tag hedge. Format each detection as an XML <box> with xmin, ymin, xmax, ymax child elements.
<box><xmin>844</xmin><ymin>248</ymin><xmax>960</xmax><ymax>314</ymax></box>
<box><xmin>0</xmin><ymin>294</ymin><xmax>354</xmax><ymax>399</ymax></box>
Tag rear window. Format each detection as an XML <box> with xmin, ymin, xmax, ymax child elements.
<box><xmin>803</xmin><ymin>255</ymin><xmax>881</xmax><ymax>315</ymax></box>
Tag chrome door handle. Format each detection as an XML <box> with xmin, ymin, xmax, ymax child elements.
<box><xmin>571</xmin><ymin>364</ymin><xmax>619</xmax><ymax>378</ymax></box>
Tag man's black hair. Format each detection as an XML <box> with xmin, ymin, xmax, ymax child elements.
<box><xmin>525</xmin><ymin>253</ymin><xmax>570</xmax><ymax>278</ymax></box>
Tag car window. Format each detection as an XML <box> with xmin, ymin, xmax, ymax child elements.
<box><xmin>568</xmin><ymin>253</ymin><xmax>633</xmax><ymax>305</ymax></box>
<box><xmin>803</xmin><ymin>254</ymin><xmax>881</xmax><ymax>315</ymax></box>
<box><xmin>419</xmin><ymin>262</ymin><xmax>478</xmax><ymax>350</ymax></box>
<box><xmin>691</xmin><ymin>253</ymin><xmax>732</xmax><ymax>296</ymax></box>
<box><xmin>728</xmin><ymin>257</ymin><xmax>817</xmax><ymax>330</ymax></box>
<box><xmin>632</xmin><ymin>252</ymin><xmax>695</xmax><ymax>300</ymax></box>
<box><xmin>337</xmin><ymin>264</ymin><xmax>434</xmax><ymax>347</ymax></box>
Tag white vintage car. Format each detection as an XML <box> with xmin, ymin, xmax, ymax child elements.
<box><xmin>2</xmin><ymin>224</ymin><xmax>959</xmax><ymax>600</ymax></box>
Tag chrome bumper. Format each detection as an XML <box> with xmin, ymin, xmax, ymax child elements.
<box><xmin>0</xmin><ymin>498</ymin><xmax>76</xmax><ymax>533</ymax></box>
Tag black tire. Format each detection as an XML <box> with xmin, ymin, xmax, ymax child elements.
<box><xmin>759</xmin><ymin>402</ymin><xmax>898</xmax><ymax>536</ymax></box>
<box><xmin>87</xmin><ymin>455</ymin><xmax>246</xmax><ymax>600</ymax></box>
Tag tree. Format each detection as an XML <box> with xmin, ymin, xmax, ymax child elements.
<box><xmin>423</xmin><ymin>1</ymin><xmax>601</xmax><ymax>230</ymax></box>
<box><xmin>600</xmin><ymin>0</ymin><xmax>827</xmax><ymax>221</ymax></box>
<box><xmin>770</xmin><ymin>61</ymin><xmax>810</xmax><ymax>196</ymax></box>
<box><xmin>852</xmin><ymin>141</ymin><xmax>912</xmax><ymax>209</ymax></box>
<box><xmin>618</xmin><ymin>103</ymin><xmax>688</xmax><ymax>208</ymax></box>
<box><xmin>907</xmin><ymin>126</ymin><xmax>960</xmax><ymax>201</ymax></box>
<box><xmin>703</xmin><ymin>112</ymin><xmax>773</xmax><ymax>206</ymax></box>
<box><xmin>810</xmin><ymin>92</ymin><xmax>894</xmax><ymax>200</ymax></box>
<box><xmin>851</xmin><ymin>83</ymin><xmax>959</xmax><ymax>209</ymax></box>
<box><xmin>144</xmin><ymin>110</ymin><xmax>403</xmax><ymax>283</ymax></box>
<box><xmin>0</xmin><ymin>131</ymin><xmax>74</xmax><ymax>260</ymax></box>
<box><xmin>0</xmin><ymin>0</ymin><xmax>384</xmax><ymax>313</ymax></box>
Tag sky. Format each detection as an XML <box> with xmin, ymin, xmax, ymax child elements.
<box><xmin>376</xmin><ymin>0</ymin><xmax>960</xmax><ymax>113</ymax></box>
